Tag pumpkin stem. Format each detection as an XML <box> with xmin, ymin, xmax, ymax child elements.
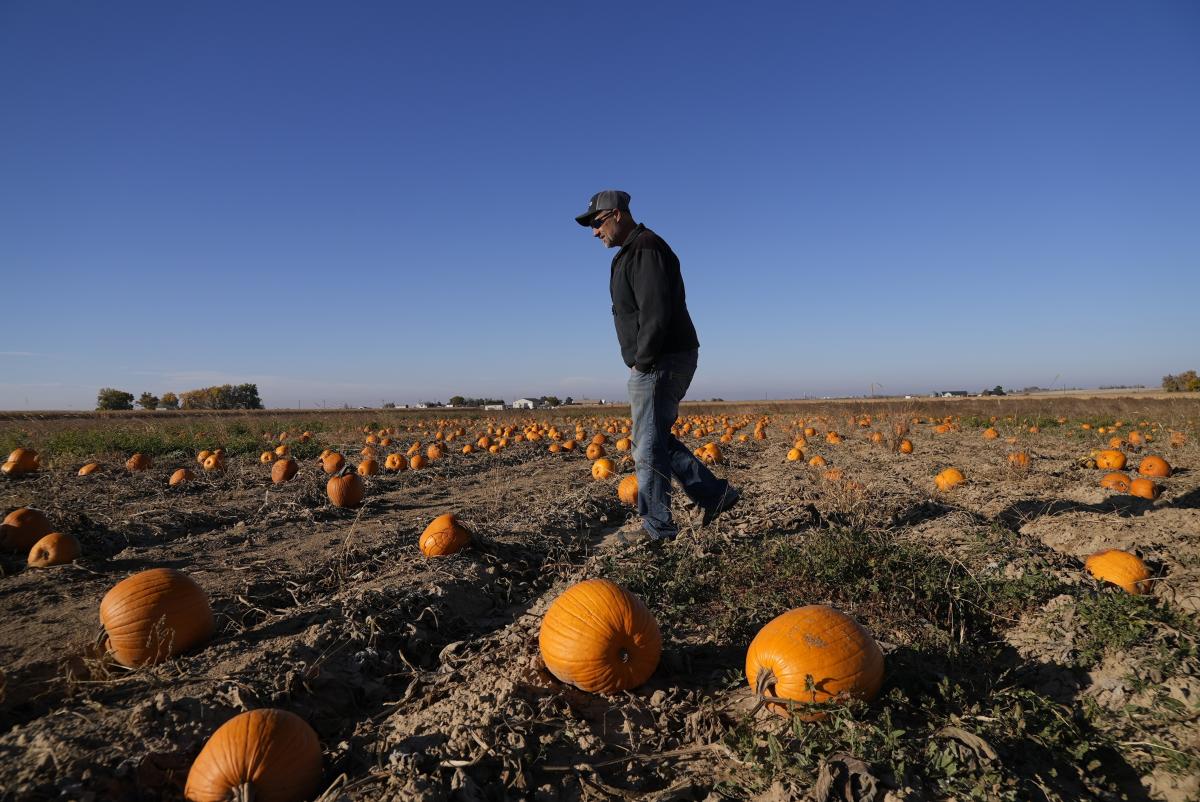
<box><xmin>755</xmin><ymin>666</ymin><xmax>778</xmax><ymax>699</ymax></box>
<box><xmin>232</xmin><ymin>784</ymin><xmax>255</xmax><ymax>802</ymax></box>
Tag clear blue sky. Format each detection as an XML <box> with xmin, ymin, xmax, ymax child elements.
<box><xmin>3</xmin><ymin>2</ymin><xmax>1198</xmax><ymax>409</ymax></box>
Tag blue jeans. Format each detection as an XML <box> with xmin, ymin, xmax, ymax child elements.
<box><xmin>627</xmin><ymin>349</ymin><xmax>727</xmax><ymax>540</ymax></box>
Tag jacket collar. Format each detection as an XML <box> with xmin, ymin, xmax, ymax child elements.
<box><xmin>613</xmin><ymin>223</ymin><xmax>645</xmax><ymax>260</ymax></box>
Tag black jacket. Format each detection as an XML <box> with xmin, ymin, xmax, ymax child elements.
<box><xmin>609</xmin><ymin>224</ymin><xmax>700</xmax><ymax>371</ymax></box>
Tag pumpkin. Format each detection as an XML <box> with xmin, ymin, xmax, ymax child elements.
<box><xmin>170</xmin><ymin>468</ymin><xmax>195</xmax><ymax>486</ymax></box>
<box><xmin>384</xmin><ymin>453</ymin><xmax>407</xmax><ymax>472</ymax></box>
<box><xmin>419</xmin><ymin>513</ymin><xmax>471</xmax><ymax>557</ymax></box>
<box><xmin>615</xmin><ymin>437</ymin><xmax>632</xmax><ymax>452</ymax></box>
<box><xmin>78</xmin><ymin>461</ymin><xmax>101</xmax><ymax>476</ymax></box>
<box><xmin>461</xmin><ymin>444</ymin><xmax>475</xmax><ymax>454</ymax></box>
<box><xmin>271</xmin><ymin>458</ymin><xmax>299</xmax><ymax>484</ymax></box>
<box><xmin>409</xmin><ymin>454</ymin><xmax>428</xmax><ymax>470</ymax></box>
<box><xmin>184</xmin><ymin>708</ymin><xmax>322</xmax><ymax>802</ymax></box>
<box><xmin>1137</xmin><ymin>456</ymin><xmax>1172</xmax><ymax>478</ymax></box>
<box><xmin>1028</xmin><ymin>425</ymin><xmax>1041</xmax><ymax>433</ymax></box>
<box><xmin>591</xmin><ymin>458</ymin><xmax>616</xmax><ymax>480</ymax></box>
<box><xmin>197</xmin><ymin>450</ymin><xmax>213</xmax><ymax>465</ymax></box>
<box><xmin>274</xmin><ymin>444</ymin><xmax>289</xmax><ymax>457</ymax></box>
<box><xmin>3</xmin><ymin>448</ymin><xmax>39</xmax><ymax>475</ymax></box>
<box><xmin>786</xmin><ymin>447</ymin><xmax>803</xmax><ymax>462</ymax></box>
<box><xmin>1100</xmin><ymin>472</ymin><xmax>1132</xmax><ymax>492</ymax></box>
<box><xmin>934</xmin><ymin>467</ymin><xmax>965</xmax><ymax>491</ymax></box>
<box><xmin>1</xmin><ymin>507</ymin><xmax>54</xmax><ymax>552</ymax></box>
<box><xmin>1084</xmin><ymin>549</ymin><xmax>1151</xmax><ymax>594</ymax></box>
<box><xmin>897</xmin><ymin>439</ymin><xmax>913</xmax><ymax>454</ymax></box>
<box><xmin>426</xmin><ymin>444</ymin><xmax>444</xmax><ymax>461</ymax></box>
<box><xmin>808</xmin><ymin>455</ymin><xmax>827</xmax><ymax>467</ymax></box>
<box><xmin>1094</xmin><ymin>450</ymin><xmax>1126</xmax><ymax>470</ymax></box>
<box><xmin>357</xmin><ymin>458</ymin><xmax>379</xmax><ymax>476</ymax></box>
<box><xmin>1007</xmin><ymin>451</ymin><xmax>1030</xmax><ymax>469</ymax></box>
<box><xmin>822</xmin><ymin>468</ymin><xmax>845</xmax><ymax>483</ymax></box>
<box><xmin>701</xmin><ymin>443</ymin><xmax>724</xmax><ymax>464</ymax></box>
<box><xmin>319</xmin><ymin>453</ymin><xmax>345</xmax><ymax>474</ymax></box>
<box><xmin>259</xmin><ymin>451</ymin><xmax>276</xmax><ymax>464</ymax></box>
<box><xmin>1129</xmin><ymin>478</ymin><xmax>1160</xmax><ymax>500</ymax></box>
<box><xmin>126</xmin><ymin>453</ymin><xmax>152</xmax><ymax>472</ymax></box>
<box><xmin>825</xmin><ymin>432</ymin><xmax>843</xmax><ymax>444</ymax></box>
<box><xmin>100</xmin><ymin>568</ymin><xmax>214</xmax><ymax>666</ymax></box>
<box><xmin>326</xmin><ymin>469</ymin><xmax>364</xmax><ymax>508</ymax></box>
<box><xmin>28</xmin><ymin>532</ymin><xmax>80</xmax><ymax>567</ymax></box>
<box><xmin>539</xmin><ymin>578</ymin><xmax>661</xmax><ymax>693</ymax></box>
<box><xmin>585</xmin><ymin>443</ymin><xmax>606</xmax><ymax>460</ymax></box>
<box><xmin>617</xmin><ymin>474</ymin><xmax>638</xmax><ymax>506</ymax></box>
<box><xmin>983</xmin><ymin>428</ymin><xmax>999</xmax><ymax>439</ymax></box>
<box><xmin>202</xmin><ymin>454</ymin><xmax>224</xmax><ymax>471</ymax></box>
<box><xmin>745</xmin><ymin>605</ymin><xmax>883</xmax><ymax>718</ymax></box>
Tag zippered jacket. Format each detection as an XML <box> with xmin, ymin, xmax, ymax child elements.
<box><xmin>609</xmin><ymin>224</ymin><xmax>700</xmax><ymax>371</ymax></box>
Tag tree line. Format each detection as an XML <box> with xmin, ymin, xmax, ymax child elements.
<box><xmin>1162</xmin><ymin>370</ymin><xmax>1199</xmax><ymax>392</ymax></box>
<box><xmin>96</xmin><ymin>384</ymin><xmax>263</xmax><ymax>410</ymax></box>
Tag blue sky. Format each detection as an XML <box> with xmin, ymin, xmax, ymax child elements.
<box><xmin>2</xmin><ymin>1</ymin><xmax>1198</xmax><ymax>409</ymax></box>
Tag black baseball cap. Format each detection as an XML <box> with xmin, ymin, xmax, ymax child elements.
<box><xmin>575</xmin><ymin>190</ymin><xmax>631</xmax><ymax>226</ymax></box>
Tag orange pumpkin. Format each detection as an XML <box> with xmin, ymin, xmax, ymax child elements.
<box><xmin>745</xmin><ymin>605</ymin><xmax>883</xmax><ymax>718</ymax></box>
<box><xmin>408</xmin><ymin>454</ymin><xmax>428</xmax><ymax>470</ymax></box>
<box><xmin>357</xmin><ymin>458</ymin><xmax>379</xmax><ymax>476</ymax></box>
<box><xmin>1</xmin><ymin>507</ymin><xmax>54</xmax><ymax>552</ymax></box>
<box><xmin>184</xmin><ymin>708</ymin><xmax>322</xmax><ymax>802</ymax></box>
<box><xmin>983</xmin><ymin>428</ymin><xmax>999</xmax><ymax>440</ymax></box>
<box><xmin>326</xmin><ymin>469</ymin><xmax>364</xmax><ymax>508</ymax></box>
<box><xmin>1137</xmin><ymin>456</ymin><xmax>1172</xmax><ymax>478</ymax></box>
<box><xmin>617</xmin><ymin>474</ymin><xmax>639</xmax><ymax>506</ymax></box>
<box><xmin>126</xmin><ymin>453</ymin><xmax>152</xmax><ymax>472</ymax></box>
<box><xmin>700</xmin><ymin>443</ymin><xmax>724</xmax><ymax>464</ymax></box>
<box><xmin>1084</xmin><ymin>549</ymin><xmax>1150</xmax><ymax>594</ymax></box>
<box><xmin>426</xmin><ymin>444</ymin><xmax>444</xmax><ymax>461</ymax></box>
<box><xmin>539</xmin><ymin>579</ymin><xmax>661</xmax><ymax>693</ymax></box>
<box><xmin>271</xmin><ymin>458</ymin><xmax>299</xmax><ymax>484</ymax></box>
<box><xmin>170</xmin><ymin>468</ymin><xmax>195</xmax><ymax>486</ymax></box>
<box><xmin>934</xmin><ymin>468</ymin><xmax>965</xmax><ymax>491</ymax></box>
<box><xmin>28</xmin><ymin>532</ymin><xmax>80</xmax><ymax>567</ymax></box>
<box><xmin>1007</xmin><ymin>452</ymin><xmax>1030</xmax><ymax>469</ymax></box>
<box><xmin>786</xmin><ymin>447</ymin><xmax>803</xmax><ymax>462</ymax></box>
<box><xmin>591</xmin><ymin>458</ymin><xmax>616</xmax><ymax>480</ymax></box>
<box><xmin>1129</xmin><ymin>478</ymin><xmax>1160</xmax><ymax>500</ymax></box>
<box><xmin>384</xmin><ymin>453</ymin><xmax>408</xmax><ymax>472</ymax></box>
<box><xmin>1094</xmin><ymin>450</ymin><xmax>1126</xmax><ymax>470</ymax></box>
<box><xmin>419</xmin><ymin>513</ymin><xmax>471</xmax><ymax>557</ymax></box>
<box><xmin>78</xmin><ymin>461</ymin><xmax>101</xmax><ymax>476</ymax></box>
<box><xmin>100</xmin><ymin>568</ymin><xmax>214</xmax><ymax>667</ymax></box>
<box><xmin>585</xmin><ymin>443</ymin><xmax>606</xmax><ymax>460</ymax></box>
<box><xmin>897</xmin><ymin>439</ymin><xmax>913</xmax><ymax>454</ymax></box>
<box><xmin>1100</xmin><ymin>472</ymin><xmax>1132</xmax><ymax>492</ymax></box>
<box><xmin>3</xmin><ymin>448</ymin><xmax>40</xmax><ymax>475</ymax></box>
<box><xmin>259</xmin><ymin>451</ymin><xmax>276</xmax><ymax>464</ymax></box>
<box><xmin>615</xmin><ymin>437</ymin><xmax>632</xmax><ymax>452</ymax></box>
<box><xmin>808</xmin><ymin>455</ymin><xmax>827</xmax><ymax>467</ymax></box>
<box><xmin>196</xmin><ymin>450</ymin><xmax>213</xmax><ymax>465</ymax></box>
<box><xmin>320</xmin><ymin>453</ymin><xmax>345</xmax><ymax>474</ymax></box>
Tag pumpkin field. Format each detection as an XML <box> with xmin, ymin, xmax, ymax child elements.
<box><xmin>1</xmin><ymin>396</ymin><xmax>1197</xmax><ymax>802</ymax></box>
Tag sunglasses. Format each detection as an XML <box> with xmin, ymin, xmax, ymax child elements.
<box><xmin>590</xmin><ymin>210</ymin><xmax>616</xmax><ymax>229</ymax></box>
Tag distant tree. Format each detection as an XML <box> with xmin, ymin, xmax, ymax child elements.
<box><xmin>449</xmin><ymin>396</ymin><xmax>466</xmax><ymax>407</ymax></box>
<box><xmin>96</xmin><ymin>388</ymin><xmax>134</xmax><ymax>410</ymax></box>
<box><xmin>160</xmin><ymin>392</ymin><xmax>179</xmax><ymax>410</ymax></box>
<box><xmin>229</xmin><ymin>383</ymin><xmax>263</xmax><ymax>409</ymax></box>
<box><xmin>138</xmin><ymin>392</ymin><xmax>160</xmax><ymax>410</ymax></box>
<box><xmin>541</xmin><ymin>395</ymin><xmax>561</xmax><ymax>407</ymax></box>
<box><xmin>1163</xmin><ymin>370</ymin><xmax>1199</xmax><ymax>392</ymax></box>
<box><xmin>564</xmin><ymin>396</ymin><xmax>574</xmax><ymax>405</ymax></box>
<box><xmin>180</xmin><ymin>383</ymin><xmax>264</xmax><ymax>409</ymax></box>
<box><xmin>382</xmin><ymin>402</ymin><xmax>396</xmax><ymax>409</ymax></box>
<box><xmin>981</xmin><ymin>385</ymin><xmax>1006</xmax><ymax>397</ymax></box>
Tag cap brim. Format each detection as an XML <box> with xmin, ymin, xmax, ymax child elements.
<box><xmin>575</xmin><ymin>211</ymin><xmax>599</xmax><ymax>227</ymax></box>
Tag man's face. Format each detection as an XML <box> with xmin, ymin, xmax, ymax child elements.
<box><xmin>591</xmin><ymin>210</ymin><xmax>619</xmax><ymax>248</ymax></box>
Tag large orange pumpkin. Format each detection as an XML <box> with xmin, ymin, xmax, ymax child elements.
<box><xmin>169</xmin><ymin>468</ymin><xmax>195</xmax><ymax>487</ymax></box>
<box><xmin>1137</xmin><ymin>456</ymin><xmax>1172</xmax><ymax>478</ymax></box>
<box><xmin>326</xmin><ymin>469</ymin><xmax>364</xmax><ymax>508</ymax></box>
<box><xmin>419</xmin><ymin>513</ymin><xmax>471</xmax><ymax>557</ymax></box>
<box><xmin>745</xmin><ymin>605</ymin><xmax>883</xmax><ymax>718</ymax></box>
<box><xmin>3</xmin><ymin>448</ymin><xmax>40</xmax><ymax>475</ymax></box>
<box><xmin>617</xmin><ymin>474</ymin><xmax>639</xmax><ymax>506</ymax></box>
<box><xmin>1094</xmin><ymin>450</ymin><xmax>1126</xmax><ymax>470</ymax></box>
<box><xmin>319</xmin><ymin>453</ymin><xmax>345</xmax><ymax>474</ymax></box>
<box><xmin>28</xmin><ymin>532</ymin><xmax>80</xmax><ymax>567</ymax></box>
<box><xmin>184</xmin><ymin>708</ymin><xmax>322</xmax><ymax>802</ymax></box>
<box><xmin>357</xmin><ymin>458</ymin><xmax>379</xmax><ymax>476</ymax></box>
<box><xmin>585</xmin><ymin>443</ymin><xmax>606</xmax><ymax>461</ymax></box>
<box><xmin>934</xmin><ymin>467</ymin><xmax>965</xmax><ymax>491</ymax></box>
<box><xmin>100</xmin><ymin>568</ymin><xmax>214</xmax><ymax>667</ymax></box>
<box><xmin>539</xmin><ymin>579</ymin><xmax>661</xmax><ymax>693</ymax></box>
<box><xmin>591</xmin><ymin>458</ymin><xmax>616</xmax><ymax>480</ymax></box>
<box><xmin>1</xmin><ymin>507</ymin><xmax>54</xmax><ymax>552</ymax></box>
<box><xmin>1084</xmin><ymin>549</ymin><xmax>1151</xmax><ymax>594</ymax></box>
<box><xmin>271</xmin><ymin>458</ymin><xmax>299</xmax><ymax>484</ymax></box>
<box><xmin>1129</xmin><ymin>478</ymin><xmax>1160</xmax><ymax>500</ymax></box>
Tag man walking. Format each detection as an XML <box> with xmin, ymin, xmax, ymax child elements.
<box><xmin>575</xmin><ymin>190</ymin><xmax>740</xmax><ymax>546</ymax></box>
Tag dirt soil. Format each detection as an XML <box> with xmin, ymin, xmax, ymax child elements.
<box><xmin>1</xmin><ymin>403</ymin><xmax>1198</xmax><ymax>801</ymax></box>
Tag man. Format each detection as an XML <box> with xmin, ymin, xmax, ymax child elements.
<box><xmin>575</xmin><ymin>190</ymin><xmax>740</xmax><ymax>546</ymax></box>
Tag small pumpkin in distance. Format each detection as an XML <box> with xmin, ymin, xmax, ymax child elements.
<box><xmin>260</xmin><ymin>451</ymin><xmax>276</xmax><ymax>464</ymax></box>
<box><xmin>539</xmin><ymin>578</ymin><xmax>661</xmax><ymax>694</ymax></box>
<box><xmin>100</xmin><ymin>568</ymin><xmax>214</xmax><ymax>667</ymax></box>
<box><xmin>320</xmin><ymin>452</ymin><xmax>345</xmax><ymax>474</ymax></box>
<box><xmin>419</xmin><ymin>513</ymin><xmax>471</xmax><ymax>557</ymax></box>
<box><xmin>184</xmin><ymin>708</ymin><xmax>323</xmax><ymax>802</ymax></box>
<box><xmin>357</xmin><ymin>458</ymin><xmax>379</xmax><ymax>476</ymax></box>
<box><xmin>1084</xmin><ymin>549</ymin><xmax>1151</xmax><ymax>594</ymax></box>
<box><xmin>1094</xmin><ymin>449</ymin><xmax>1126</xmax><ymax>470</ymax></box>
<box><xmin>897</xmin><ymin>439</ymin><xmax>913</xmax><ymax>454</ymax></box>
<box><xmin>384</xmin><ymin>453</ymin><xmax>407</xmax><ymax>472</ymax></box>
<box><xmin>1</xmin><ymin>507</ymin><xmax>54</xmax><ymax>552</ymax></box>
<box><xmin>585</xmin><ymin>442</ymin><xmax>606</xmax><ymax>460</ymax></box>
<box><xmin>1007</xmin><ymin>451</ymin><xmax>1030</xmax><ymax>469</ymax></box>
<box><xmin>745</xmin><ymin>605</ymin><xmax>884</xmax><ymax>719</ymax></box>
<box><xmin>591</xmin><ymin>458</ymin><xmax>616</xmax><ymax>480</ymax></box>
<box><xmin>1100</xmin><ymin>472</ymin><xmax>1132</xmax><ymax>493</ymax></box>
<box><xmin>170</xmin><ymin>468</ymin><xmax>195</xmax><ymax>487</ymax></box>
<box><xmin>409</xmin><ymin>454</ymin><xmax>428</xmax><ymax>470</ymax></box>
<box><xmin>28</xmin><ymin>532</ymin><xmax>81</xmax><ymax>567</ymax></box>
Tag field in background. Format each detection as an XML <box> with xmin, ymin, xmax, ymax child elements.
<box><xmin>1</xmin><ymin>395</ymin><xmax>1198</xmax><ymax>800</ymax></box>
